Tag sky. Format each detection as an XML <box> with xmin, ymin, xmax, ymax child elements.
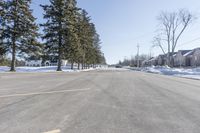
<box><xmin>31</xmin><ymin>0</ymin><xmax>200</xmax><ymax>64</ymax></box>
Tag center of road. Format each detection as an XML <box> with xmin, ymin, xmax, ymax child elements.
<box><xmin>0</xmin><ymin>88</ymin><xmax>91</xmax><ymax>98</ymax></box>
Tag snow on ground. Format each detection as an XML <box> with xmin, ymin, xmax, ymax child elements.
<box><xmin>2</xmin><ymin>65</ymin><xmax>198</xmax><ymax>80</ymax></box>
<box><xmin>0</xmin><ymin>66</ymin><xmax>129</xmax><ymax>73</ymax></box>
<box><xmin>137</xmin><ymin>66</ymin><xmax>200</xmax><ymax>80</ymax></box>
<box><xmin>0</xmin><ymin>66</ymin><xmax>95</xmax><ymax>73</ymax></box>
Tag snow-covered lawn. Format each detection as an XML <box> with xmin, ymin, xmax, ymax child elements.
<box><xmin>0</xmin><ymin>66</ymin><xmax>95</xmax><ymax>73</ymax></box>
<box><xmin>0</xmin><ymin>66</ymin><xmax>130</xmax><ymax>73</ymax></box>
<box><xmin>138</xmin><ymin>66</ymin><xmax>200</xmax><ymax>80</ymax></box>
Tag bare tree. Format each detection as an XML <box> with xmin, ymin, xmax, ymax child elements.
<box><xmin>152</xmin><ymin>35</ymin><xmax>166</xmax><ymax>55</ymax></box>
<box><xmin>157</xmin><ymin>9</ymin><xmax>194</xmax><ymax>67</ymax></box>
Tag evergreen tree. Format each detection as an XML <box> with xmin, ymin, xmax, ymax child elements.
<box><xmin>2</xmin><ymin>0</ymin><xmax>40</xmax><ymax>71</ymax></box>
<box><xmin>77</xmin><ymin>9</ymin><xmax>92</xmax><ymax>69</ymax></box>
<box><xmin>85</xmin><ymin>23</ymin><xmax>98</xmax><ymax>66</ymax></box>
<box><xmin>93</xmin><ymin>33</ymin><xmax>103</xmax><ymax>65</ymax></box>
<box><xmin>41</xmin><ymin>0</ymin><xmax>73</xmax><ymax>71</ymax></box>
<box><xmin>64</xmin><ymin>0</ymin><xmax>80</xmax><ymax>70</ymax></box>
<box><xmin>0</xmin><ymin>1</ymin><xmax>4</xmax><ymax>35</ymax></box>
<box><xmin>41</xmin><ymin>0</ymin><xmax>104</xmax><ymax>70</ymax></box>
<box><xmin>76</xmin><ymin>9</ymin><xmax>106</xmax><ymax>68</ymax></box>
<box><xmin>41</xmin><ymin>0</ymin><xmax>64</xmax><ymax>71</ymax></box>
<box><xmin>0</xmin><ymin>1</ymin><xmax>6</xmax><ymax>57</ymax></box>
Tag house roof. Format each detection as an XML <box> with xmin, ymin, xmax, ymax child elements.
<box><xmin>178</xmin><ymin>50</ymin><xmax>191</xmax><ymax>55</ymax></box>
<box><xmin>173</xmin><ymin>54</ymin><xmax>177</xmax><ymax>57</ymax></box>
<box><xmin>158</xmin><ymin>54</ymin><xmax>166</xmax><ymax>58</ymax></box>
<box><xmin>182</xmin><ymin>48</ymin><xmax>200</xmax><ymax>56</ymax></box>
<box><xmin>158</xmin><ymin>52</ymin><xmax>177</xmax><ymax>58</ymax></box>
<box><xmin>149</xmin><ymin>57</ymin><xmax>157</xmax><ymax>61</ymax></box>
<box><xmin>193</xmin><ymin>47</ymin><xmax>200</xmax><ymax>52</ymax></box>
<box><xmin>183</xmin><ymin>50</ymin><xmax>193</xmax><ymax>57</ymax></box>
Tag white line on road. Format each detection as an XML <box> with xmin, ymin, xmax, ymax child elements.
<box><xmin>0</xmin><ymin>88</ymin><xmax>91</xmax><ymax>98</ymax></box>
<box><xmin>43</xmin><ymin>129</ymin><xmax>61</xmax><ymax>133</ymax></box>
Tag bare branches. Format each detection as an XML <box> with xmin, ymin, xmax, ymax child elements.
<box><xmin>173</xmin><ymin>9</ymin><xmax>193</xmax><ymax>51</ymax></box>
<box><xmin>156</xmin><ymin>9</ymin><xmax>195</xmax><ymax>66</ymax></box>
<box><xmin>152</xmin><ymin>35</ymin><xmax>166</xmax><ymax>55</ymax></box>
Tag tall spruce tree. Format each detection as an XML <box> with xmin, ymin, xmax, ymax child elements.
<box><xmin>41</xmin><ymin>0</ymin><xmax>74</xmax><ymax>71</ymax></box>
<box><xmin>41</xmin><ymin>1</ymin><xmax>105</xmax><ymax>70</ymax></box>
<box><xmin>64</xmin><ymin>0</ymin><xmax>80</xmax><ymax>70</ymax></box>
<box><xmin>76</xmin><ymin>9</ymin><xmax>106</xmax><ymax>68</ymax></box>
<box><xmin>2</xmin><ymin>0</ymin><xmax>39</xmax><ymax>71</ymax></box>
<box><xmin>85</xmin><ymin>23</ymin><xmax>97</xmax><ymax>66</ymax></box>
<box><xmin>77</xmin><ymin>9</ymin><xmax>92</xmax><ymax>69</ymax></box>
<box><xmin>0</xmin><ymin>1</ymin><xmax>6</xmax><ymax>57</ymax></box>
<box><xmin>93</xmin><ymin>33</ymin><xmax>103</xmax><ymax>65</ymax></box>
<box><xmin>0</xmin><ymin>1</ymin><xmax>4</xmax><ymax>35</ymax></box>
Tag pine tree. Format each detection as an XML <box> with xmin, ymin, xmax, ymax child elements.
<box><xmin>93</xmin><ymin>33</ymin><xmax>103</xmax><ymax>65</ymax></box>
<box><xmin>41</xmin><ymin>1</ymin><xmax>105</xmax><ymax>70</ymax></box>
<box><xmin>85</xmin><ymin>23</ymin><xmax>97</xmax><ymax>66</ymax></box>
<box><xmin>76</xmin><ymin>9</ymin><xmax>106</xmax><ymax>68</ymax></box>
<box><xmin>0</xmin><ymin>1</ymin><xmax>6</xmax><ymax>57</ymax></box>
<box><xmin>64</xmin><ymin>0</ymin><xmax>81</xmax><ymax>70</ymax></box>
<box><xmin>77</xmin><ymin>9</ymin><xmax>92</xmax><ymax>69</ymax></box>
<box><xmin>2</xmin><ymin>0</ymin><xmax>40</xmax><ymax>71</ymax></box>
<box><xmin>41</xmin><ymin>0</ymin><xmax>70</xmax><ymax>71</ymax></box>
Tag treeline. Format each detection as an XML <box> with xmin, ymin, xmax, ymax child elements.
<box><xmin>0</xmin><ymin>0</ymin><xmax>106</xmax><ymax>71</ymax></box>
<box><xmin>118</xmin><ymin>54</ymin><xmax>150</xmax><ymax>67</ymax></box>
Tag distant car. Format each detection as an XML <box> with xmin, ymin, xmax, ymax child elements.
<box><xmin>115</xmin><ymin>65</ymin><xmax>122</xmax><ymax>68</ymax></box>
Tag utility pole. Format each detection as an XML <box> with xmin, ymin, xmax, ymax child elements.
<box><xmin>137</xmin><ymin>44</ymin><xmax>140</xmax><ymax>68</ymax></box>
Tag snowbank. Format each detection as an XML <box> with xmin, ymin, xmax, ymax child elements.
<box><xmin>139</xmin><ymin>66</ymin><xmax>200</xmax><ymax>80</ymax></box>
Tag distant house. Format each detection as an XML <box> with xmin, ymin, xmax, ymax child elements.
<box><xmin>142</xmin><ymin>60</ymin><xmax>148</xmax><ymax>67</ymax></box>
<box><xmin>25</xmin><ymin>59</ymin><xmax>43</xmax><ymax>67</ymax></box>
<box><xmin>149</xmin><ymin>57</ymin><xmax>158</xmax><ymax>66</ymax></box>
<box><xmin>142</xmin><ymin>59</ymin><xmax>149</xmax><ymax>67</ymax></box>
<box><xmin>191</xmin><ymin>48</ymin><xmax>200</xmax><ymax>67</ymax></box>
<box><xmin>47</xmin><ymin>57</ymin><xmax>68</xmax><ymax>66</ymax></box>
<box><xmin>157</xmin><ymin>54</ymin><xmax>167</xmax><ymax>66</ymax></box>
<box><xmin>184</xmin><ymin>50</ymin><xmax>193</xmax><ymax>67</ymax></box>
<box><xmin>141</xmin><ymin>47</ymin><xmax>200</xmax><ymax>68</ymax></box>
<box><xmin>174</xmin><ymin>50</ymin><xmax>192</xmax><ymax>67</ymax></box>
<box><xmin>142</xmin><ymin>57</ymin><xmax>158</xmax><ymax>67</ymax></box>
<box><xmin>173</xmin><ymin>48</ymin><xmax>200</xmax><ymax>67</ymax></box>
<box><xmin>25</xmin><ymin>56</ymin><xmax>68</xmax><ymax>67</ymax></box>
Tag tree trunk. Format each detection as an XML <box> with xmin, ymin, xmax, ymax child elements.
<box><xmin>57</xmin><ymin>33</ymin><xmax>62</xmax><ymax>71</ymax></box>
<box><xmin>167</xmin><ymin>53</ymin><xmax>171</xmax><ymax>66</ymax></box>
<box><xmin>78</xmin><ymin>63</ymin><xmax>80</xmax><ymax>70</ymax></box>
<box><xmin>171</xmin><ymin>51</ymin><xmax>175</xmax><ymax>67</ymax></box>
<box><xmin>57</xmin><ymin>46</ymin><xmax>62</xmax><ymax>71</ymax></box>
<box><xmin>71</xmin><ymin>61</ymin><xmax>74</xmax><ymax>70</ymax></box>
<box><xmin>10</xmin><ymin>40</ymin><xmax>16</xmax><ymax>72</ymax></box>
<box><xmin>81</xmin><ymin>63</ymin><xmax>84</xmax><ymax>70</ymax></box>
<box><xmin>10</xmin><ymin>2</ymin><xmax>17</xmax><ymax>72</ymax></box>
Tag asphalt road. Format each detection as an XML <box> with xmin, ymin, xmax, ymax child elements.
<box><xmin>0</xmin><ymin>69</ymin><xmax>200</xmax><ymax>133</ymax></box>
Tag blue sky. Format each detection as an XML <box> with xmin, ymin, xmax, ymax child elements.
<box><xmin>31</xmin><ymin>0</ymin><xmax>200</xmax><ymax>64</ymax></box>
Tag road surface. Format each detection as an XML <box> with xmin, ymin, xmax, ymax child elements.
<box><xmin>0</xmin><ymin>69</ymin><xmax>200</xmax><ymax>133</ymax></box>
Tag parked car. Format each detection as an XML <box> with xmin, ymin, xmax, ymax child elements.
<box><xmin>115</xmin><ymin>65</ymin><xmax>122</xmax><ymax>68</ymax></box>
